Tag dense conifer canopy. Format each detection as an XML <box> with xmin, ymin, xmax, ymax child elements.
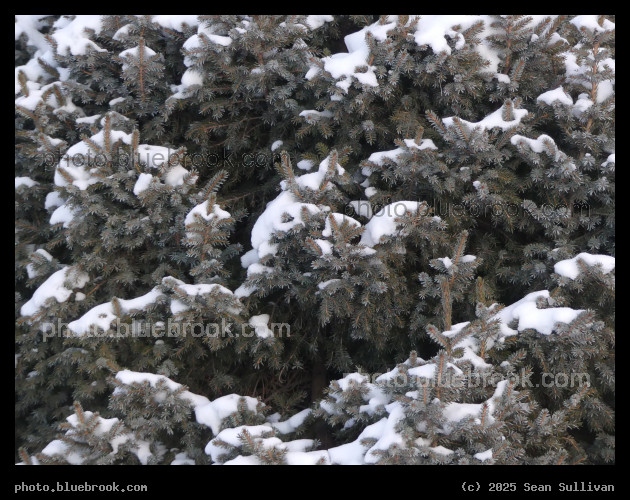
<box><xmin>16</xmin><ymin>15</ymin><xmax>614</xmax><ymax>465</ymax></box>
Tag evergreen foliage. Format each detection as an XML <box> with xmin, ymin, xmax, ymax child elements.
<box><xmin>16</xmin><ymin>14</ymin><xmax>614</xmax><ymax>465</ymax></box>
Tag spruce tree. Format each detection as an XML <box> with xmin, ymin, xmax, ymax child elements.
<box><xmin>16</xmin><ymin>14</ymin><xmax>614</xmax><ymax>465</ymax></box>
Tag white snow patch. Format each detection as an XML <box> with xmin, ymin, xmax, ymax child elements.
<box><xmin>166</xmin><ymin>278</ymin><xmax>235</xmax><ymax>315</ymax></box>
<box><xmin>511</xmin><ymin>134</ymin><xmax>576</xmax><ymax>170</ymax></box>
<box><xmin>54</xmin><ymin>129</ymin><xmax>132</xmax><ymax>190</ymax></box>
<box><xmin>495</xmin><ymin>73</ymin><xmax>510</xmax><ymax>83</ymax></box>
<box><xmin>249</xmin><ymin>314</ymin><xmax>273</xmax><ymax>338</ymax></box>
<box><xmin>152</xmin><ymin>15</ymin><xmax>200</xmax><ymax>31</ymax></box>
<box><xmin>494</xmin><ymin>290</ymin><xmax>584</xmax><ymax>336</ymax></box>
<box><xmin>360</xmin><ymin>201</ymin><xmax>425</xmax><ymax>247</ymax></box>
<box><xmin>197</xmin><ymin>395</ymin><xmax>261</xmax><ymax>436</ymax></box>
<box><xmin>271</xmin><ymin>409</ymin><xmax>312</xmax><ymax>434</ymax></box>
<box><xmin>45</xmin><ymin>191</ymin><xmax>64</xmax><ymax>210</ymax></box>
<box><xmin>51</xmin><ymin>15</ymin><xmax>106</xmax><ymax>56</ymax></box>
<box><xmin>21</xmin><ymin>267</ymin><xmax>89</xmax><ymax>317</ymax></box>
<box><xmin>15</xmin><ymin>177</ymin><xmax>39</xmax><ymax>189</ymax></box>
<box><xmin>68</xmin><ymin>288</ymin><xmax>164</xmax><ymax>335</ymax></box>
<box><xmin>443</xmin><ymin>104</ymin><xmax>528</xmax><ymax>132</ymax></box>
<box><xmin>570</xmin><ymin>15</ymin><xmax>614</xmax><ymax>33</ymax></box>
<box><xmin>318</xmin><ymin>279</ymin><xmax>341</xmax><ymax>290</ymax></box>
<box><xmin>25</xmin><ymin>249</ymin><xmax>54</xmax><ymax>278</ymax></box>
<box><xmin>554</xmin><ymin>253</ymin><xmax>615</xmax><ymax>279</ymax></box>
<box><xmin>184</xmin><ymin>200</ymin><xmax>231</xmax><ymax>229</ymax></box>
<box><xmin>305</xmin><ymin>15</ymin><xmax>334</xmax><ymax>30</ymax></box>
<box><xmin>537</xmin><ymin>87</ymin><xmax>573</xmax><ymax>106</ymax></box>
<box><xmin>133</xmin><ymin>173</ymin><xmax>155</xmax><ymax>196</ymax></box>
<box><xmin>50</xmin><ymin>204</ymin><xmax>79</xmax><ymax>228</ymax></box>
<box><xmin>164</xmin><ymin>165</ymin><xmax>190</xmax><ymax>187</ymax></box>
<box><xmin>296</xmin><ymin>159</ymin><xmax>314</xmax><ymax>171</ymax></box>
<box><xmin>474</xmin><ymin>448</ymin><xmax>493</xmax><ymax>461</ymax></box>
<box><xmin>115</xmin><ymin>370</ymin><xmax>210</xmax><ymax>410</ymax></box>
